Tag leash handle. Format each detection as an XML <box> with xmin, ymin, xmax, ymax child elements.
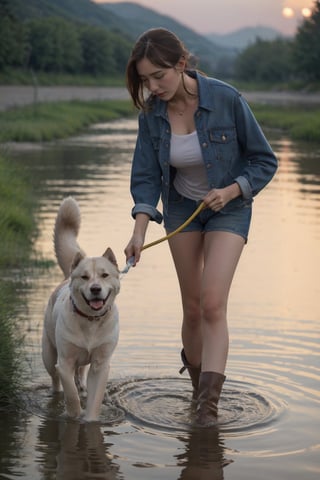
<box><xmin>142</xmin><ymin>200</ymin><xmax>206</xmax><ymax>251</ymax></box>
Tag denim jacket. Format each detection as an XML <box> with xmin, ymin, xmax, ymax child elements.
<box><xmin>130</xmin><ymin>71</ymin><xmax>277</xmax><ymax>223</ymax></box>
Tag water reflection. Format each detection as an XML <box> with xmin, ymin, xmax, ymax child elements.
<box><xmin>176</xmin><ymin>428</ymin><xmax>229</xmax><ymax>480</ymax></box>
<box><xmin>35</xmin><ymin>416</ymin><xmax>229</xmax><ymax>480</ymax></box>
<box><xmin>2</xmin><ymin>120</ymin><xmax>320</xmax><ymax>479</ymax></box>
<box><xmin>37</xmin><ymin>419</ymin><xmax>121</xmax><ymax>480</ymax></box>
<box><xmin>0</xmin><ymin>409</ymin><xmax>29</xmax><ymax>478</ymax></box>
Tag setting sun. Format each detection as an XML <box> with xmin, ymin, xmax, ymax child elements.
<box><xmin>282</xmin><ymin>2</ymin><xmax>314</xmax><ymax>19</ymax></box>
<box><xmin>282</xmin><ymin>6</ymin><xmax>295</xmax><ymax>17</ymax></box>
<box><xmin>301</xmin><ymin>7</ymin><xmax>312</xmax><ymax>16</ymax></box>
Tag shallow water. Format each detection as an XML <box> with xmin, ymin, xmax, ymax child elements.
<box><xmin>1</xmin><ymin>119</ymin><xmax>319</xmax><ymax>479</ymax></box>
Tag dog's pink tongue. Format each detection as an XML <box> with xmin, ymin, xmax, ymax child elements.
<box><xmin>89</xmin><ymin>300</ymin><xmax>104</xmax><ymax>310</ymax></box>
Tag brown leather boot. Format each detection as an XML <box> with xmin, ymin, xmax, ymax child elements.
<box><xmin>179</xmin><ymin>349</ymin><xmax>201</xmax><ymax>401</ymax></box>
<box><xmin>194</xmin><ymin>371</ymin><xmax>226</xmax><ymax>427</ymax></box>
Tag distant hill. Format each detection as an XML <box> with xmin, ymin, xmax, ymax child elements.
<box><xmin>8</xmin><ymin>0</ymin><xmax>234</xmax><ymax>73</ymax></box>
<box><xmin>99</xmin><ymin>1</ymin><xmax>235</xmax><ymax>72</ymax></box>
<box><xmin>206</xmin><ymin>26</ymin><xmax>286</xmax><ymax>51</ymax></box>
<box><xmin>9</xmin><ymin>0</ymin><xmax>126</xmax><ymax>31</ymax></box>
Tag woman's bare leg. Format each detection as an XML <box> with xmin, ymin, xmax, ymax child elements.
<box><xmin>169</xmin><ymin>230</ymin><xmax>244</xmax><ymax>370</ymax></box>
<box><xmin>201</xmin><ymin>231</ymin><xmax>245</xmax><ymax>373</ymax></box>
<box><xmin>168</xmin><ymin>231</ymin><xmax>204</xmax><ymax>368</ymax></box>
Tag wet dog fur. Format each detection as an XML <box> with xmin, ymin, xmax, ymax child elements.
<box><xmin>42</xmin><ymin>197</ymin><xmax>120</xmax><ymax>422</ymax></box>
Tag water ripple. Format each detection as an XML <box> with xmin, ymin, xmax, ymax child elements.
<box><xmin>24</xmin><ymin>385</ymin><xmax>126</xmax><ymax>425</ymax></box>
<box><xmin>109</xmin><ymin>377</ymin><xmax>286</xmax><ymax>436</ymax></box>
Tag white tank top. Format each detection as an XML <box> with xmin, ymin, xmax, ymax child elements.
<box><xmin>170</xmin><ymin>131</ymin><xmax>209</xmax><ymax>201</ymax></box>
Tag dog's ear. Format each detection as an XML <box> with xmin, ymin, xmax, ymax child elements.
<box><xmin>71</xmin><ymin>251</ymin><xmax>85</xmax><ymax>271</ymax></box>
<box><xmin>103</xmin><ymin>247</ymin><xmax>118</xmax><ymax>269</ymax></box>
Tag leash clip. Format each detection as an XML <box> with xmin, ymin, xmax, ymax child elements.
<box><xmin>120</xmin><ymin>256</ymin><xmax>135</xmax><ymax>278</ymax></box>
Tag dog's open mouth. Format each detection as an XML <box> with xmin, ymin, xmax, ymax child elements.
<box><xmin>82</xmin><ymin>291</ymin><xmax>111</xmax><ymax>311</ymax></box>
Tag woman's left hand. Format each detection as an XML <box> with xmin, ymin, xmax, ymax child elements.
<box><xmin>203</xmin><ymin>184</ymin><xmax>241</xmax><ymax>212</ymax></box>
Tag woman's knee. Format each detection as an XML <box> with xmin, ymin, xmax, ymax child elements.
<box><xmin>201</xmin><ymin>293</ymin><xmax>227</xmax><ymax>324</ymax></box>
<box><xmin>182</xmin><ymin>299</ymin><xmax>201</xmax><ymax>328</ymax></box>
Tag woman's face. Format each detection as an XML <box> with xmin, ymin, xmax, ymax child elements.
<box><xmin>136</xmin><ymin>57</ymin><xmax>183</xmax><ymax>100</ymax></box>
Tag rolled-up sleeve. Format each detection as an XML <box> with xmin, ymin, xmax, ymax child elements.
<box><xmin>131</xmin><ymin>203</ymin><xmax>162</xmax><ymax>223</ymax></box>
<box><xmin>234</xmin><ymin>175</ymin><xmax>252</xmax><ymax>200</ymax></box>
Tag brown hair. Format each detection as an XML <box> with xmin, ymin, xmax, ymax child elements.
<box><xmin>126</xmin><ymin>28</ymin><xmax>195</xmax><ymax>110</ymax></box>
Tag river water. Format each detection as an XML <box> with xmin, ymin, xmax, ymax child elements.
<box><xmin>1</xmin><ymin>118</ymin><xmax>319</xmax><ymax>479</ymax></box>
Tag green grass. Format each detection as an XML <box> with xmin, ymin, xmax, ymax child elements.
<box><xmin>251</xmin><ymin>104</ymin><xmax>320</xmax><ymax>143</ymax></box>
<box><xmin>0</xmin><ymin>281</ymin><xmax>26</xmax><ymax>407</ymax></box>
<box><xmin>0</xmin><ymin>99</ymin><xmax>135</xmax><ymax>142</ymax></box>
<box><xmin>0</xmin><ymin>154</ymin><xmax>36</xmax><ymax>406</ymax></box>
<box><xmin>0</xmin><ymin>155</ymin><xmax>36</xmax><ymax>267</ymax></box>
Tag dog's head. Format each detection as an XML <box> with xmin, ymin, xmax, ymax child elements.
<box><xmin>70</xmin><ymin>247</ymin><xmax>120</xmax><ymax>317</ymax></box>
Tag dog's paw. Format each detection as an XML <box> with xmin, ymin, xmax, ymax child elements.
<box><xmin>82</xmin><ymin>413</ymin><xmax>100</xmax><ymax>423</ymax></box>
<box><xmin>51</xmin><ymin>385</ymin><xmax>63</xmax><ymax>394</ymax></box>
<box><xmin>75</xmin><ymin>378</ymin><xmax>87</xmax><ymax>396</ymax></box>
<box><xmin>65</xmin><ymin>403</ymin><xmax>83</xmax><ymax>419</ymax></box>
<box><xmin>75</xmin><ymin>367</ymin><xmax>89</xmax><ymax>395</ymax></box>
<box><xmin>64</xmin><ymin>409</ymin><xmax>84</xmax><ymax>420</ymax></box>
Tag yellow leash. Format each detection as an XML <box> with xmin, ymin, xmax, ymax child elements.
<box><xmin>142</xmin><ymin>200</ymin><xmax>206</xmax><ymax>251</ymax></box>
<box><xmin>120</xmin><ymin>201</ymin><xmax>206</xmax><ymax>276</ymax></box>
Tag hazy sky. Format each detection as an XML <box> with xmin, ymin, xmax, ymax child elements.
<box><xmin>93</xmin><ymin>0</ymin><xmax>315</xmax><ymax>35</ymax></box>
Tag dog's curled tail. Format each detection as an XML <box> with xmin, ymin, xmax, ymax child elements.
<box><xmin>54</xmin><ymin>197</ymin><xmax>85</xmax><ymax>278</ymax></box>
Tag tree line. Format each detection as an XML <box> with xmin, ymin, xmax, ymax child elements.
<box><xmin>234</xmin><ymin>1</ymin><xmax>320</xmax><ymax>83</ymax></box>
<box><xmin>0</xmin><ymin>2</ymin><xmax>132</xmax><ymax>76</ymax></box>
<box><xmin>0</xmin><ymin>0</ymin><xmax>319</xmax><ymax>83</ymax></box>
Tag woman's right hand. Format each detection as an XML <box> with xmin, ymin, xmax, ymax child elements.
<box><xmin>124</xmin><ymin>234</ymin><xmax>145</xmax><ymax>266</ymax></box>
<box><xmin>124</xmin><ymin>213</ymin><xmax>150</xmax><ymax>266</ymax></box>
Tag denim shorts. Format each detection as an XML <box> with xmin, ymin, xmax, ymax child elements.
<box><xmin>163</xmin><ymin>187</ymin><xmax>252</xmax><ymax>242</ymax></box>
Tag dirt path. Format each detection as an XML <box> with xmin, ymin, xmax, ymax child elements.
<box><xmin>0</xmin><ymin>86</ymin><xmax>130</xmax><ymax>111</ymax></box>
<box><xmin>0</xmin><ymin>85</ymin><xmax>320</xmax><ymax>111</ymax></box>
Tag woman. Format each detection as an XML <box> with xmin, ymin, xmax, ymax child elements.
<box><xmin>124</xmin><ymin>28</ymin><xmax>277</xmax><ymax>427</ymax></box>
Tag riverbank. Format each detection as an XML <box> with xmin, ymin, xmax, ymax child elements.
<box><xmin>0</xmin><ymin>89</ymin><xmax>319</xmax><ymax>143</ymax></box>
<box><xmin>0</xmin><ymin>99</ymin><xmax>134</xmax><ymax>143</ymax></box>
<box><xmin>0</xmin><ymin>156</ymin><xmax>36</xmax><ymax>267</ymax></box>
<box><xmin>0</xmin><ymin>154</ymin><xmax>36</xmax><ymax>406</ymax></box>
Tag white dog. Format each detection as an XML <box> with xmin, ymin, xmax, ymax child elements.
<box><xmin>42</xmin><ymin>197</ymin><xmax>120</xmax><ymax>422</ymax></box>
